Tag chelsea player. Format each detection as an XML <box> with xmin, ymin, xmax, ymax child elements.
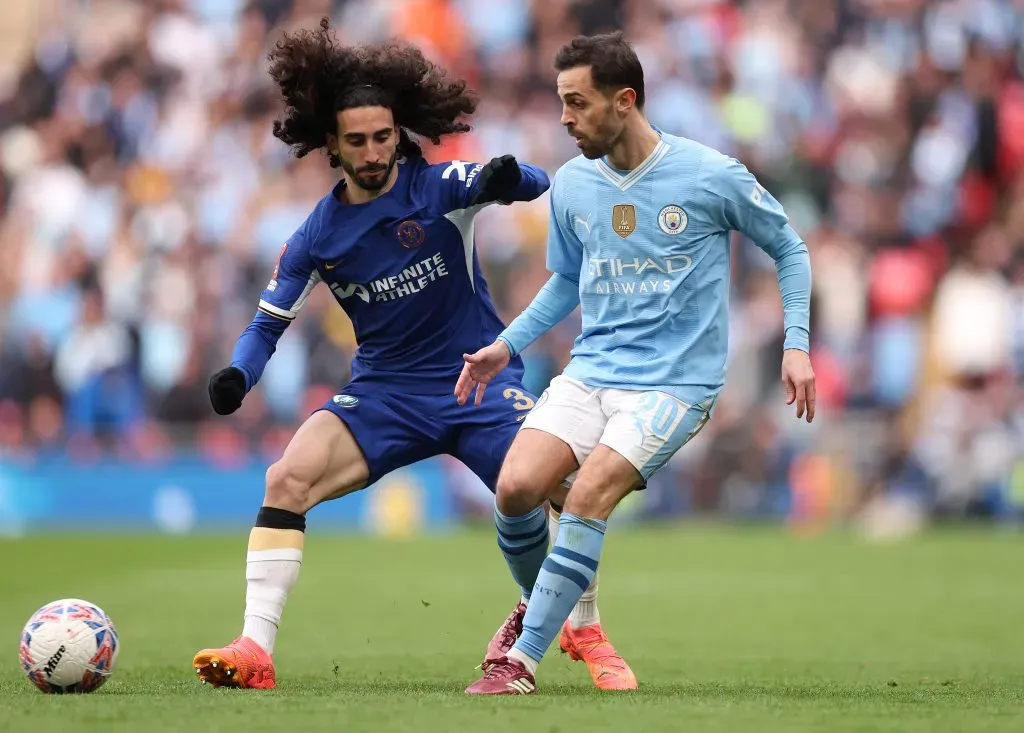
<box><xmin>192</xmin><ymin>20</ymin><xmax>633</xmax><ymax>690</ymax></box>
<box><xmin>458</xmin><ymin>32</ymin><xmax>817</xmax><ymax>695</ymax></box>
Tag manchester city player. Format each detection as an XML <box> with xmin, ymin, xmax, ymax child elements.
<box><xmin>458</xmin><ymin>32</ymin><xmax>816</xmax><ymax>695</ymax></box>
<box><xmin>191</xmin><ymin>20</ymin><xmax>633</xmax><ymax>690</ymax></box>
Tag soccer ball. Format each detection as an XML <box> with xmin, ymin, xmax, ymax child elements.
<box><xmin>19</xmin><ymin>598</ymin><xmax>119</xmax><ymax>693</ymax></box>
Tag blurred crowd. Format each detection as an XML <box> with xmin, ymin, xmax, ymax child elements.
<box><xmin>1</xmin><ymin>0</ymin><xmax>1023</xmax><ymax>526</ymax></box>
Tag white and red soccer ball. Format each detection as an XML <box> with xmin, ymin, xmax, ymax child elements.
<box><xmin>19</xmin><ymin>598</ymin><xmax>119</xmax><ymax>693</ymax></box>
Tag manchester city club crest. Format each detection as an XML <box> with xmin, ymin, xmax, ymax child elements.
<box><xmin>396</xmin><ymin>220</ymin><xmax>426</xmax><ymax>248</ymax></box>
<box><xmin>332</xmin><ymin>394</ymin><xmax>359</xmax><ymax>408</ymax></box>
<box><xmin>658</xmin><ymin>205</ymin><xmax>688</xmax><ymax>235</ymax></box>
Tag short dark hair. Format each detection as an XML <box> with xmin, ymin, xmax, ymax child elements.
<box><xmin>554</xmin><ymin>31</ymin><xmax>645</xmax><ymax>109</ymax></box>
<box><xmin>267</xmin><ymin>18</ymin><xmax>478</xmax><ymax>166</ymax></box>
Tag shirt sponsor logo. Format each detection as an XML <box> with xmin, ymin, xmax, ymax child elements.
<box><xmin>329</xmin><ymin>253</ymin><xmax>450</xmax><ymax>304</ymax></box>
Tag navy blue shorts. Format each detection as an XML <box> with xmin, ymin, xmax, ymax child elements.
<box><xmin>316</xmin><ymin>378</ymin><xmax>536</xmax><ymax>491</ymax></box>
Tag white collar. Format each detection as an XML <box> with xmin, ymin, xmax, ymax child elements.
<box><xmin>594</xmin><ymin>139</ymin><xmax>670</xmax><ymax>191</ymax></box>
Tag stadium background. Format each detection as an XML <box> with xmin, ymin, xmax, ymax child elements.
<box><xmin>0</xmin><ymin>0</ymin><xmax>1023</xmax><ymax>536</ymax></box>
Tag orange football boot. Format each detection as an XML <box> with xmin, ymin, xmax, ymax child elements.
<box><xmin>559</xmin><ymin>621</ymin><xmax>637</xmax><ymax>690</ymax></box>
<box><xmin>193</xmin><ymin>636</ymin><xmax>276</xmax><ymax>689</ymax></box>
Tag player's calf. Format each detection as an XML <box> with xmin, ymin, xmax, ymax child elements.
<box><xmin>244</xmin><ymin>505</ymin><xmax>307</xmax><ymax>637</ymax></box>
<box><xmin>491</xmin><ymin>428</ymin><xmax>578</xmax><ymax>602</ymax></box>
<box><xmin>549</xmin><ymin>502</ymin><xmax>599</xmax><ymax>628</ymax></box>
<box><xmin>478</xmin><ymin>429</ymin><xmax>579</xmax><ymax>666</ymax></box>
<box><xmin>480</xmin><ymin>449</ymin><xmax>639</xmax><ymax>687</ymax></box>
<box><xmin>561</xmin><ymin>445</ymin><xmax>643</xmax><ymax>520</ymax></box>
<box><xmin>194</xmin><ymin>411</ymin><xmax>370</xmax><ymax>688</ymax></box>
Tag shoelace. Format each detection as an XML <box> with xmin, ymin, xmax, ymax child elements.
<box><xmin>495</xmin><ymin>607</ymin><xmax>524</xmax><ymax>651</ymax></box>
<box><xmin>482</xmin><ymin>626</ymin><xmax>518</xmax><ymax>669</ymax></box>
<box><xmin>483</xmin><ymin>659</ymin><xmax>520</xmax><ymax>680</ymax></box>
<box><xmin>498</xmin><ymin>622</ymin><xmax>519</xmax><ymax>649</ymax></box>
<box><xmin>574</xmin><ymin>633</ymin><xmax>625</xmax><ymax>666</ymax></box>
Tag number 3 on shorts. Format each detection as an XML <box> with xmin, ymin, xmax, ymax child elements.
<box><xmin>503</xmin><ymin>387</ymin><xmax>535</xmax><ymax>412</ymax></box>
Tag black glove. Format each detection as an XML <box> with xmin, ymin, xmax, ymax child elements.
<box><xmin>469</xmin><ymin>154</ymin><xmax>523</xmax><ymax>206</ymax></box>
<box><xmin>208</xmin><ymin>366</ymin><xmax>246</xmax><ymax>415</ymax></box>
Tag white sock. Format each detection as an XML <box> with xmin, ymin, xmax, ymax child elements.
<box><xmin>569</xmin><ymin>578</ymin><xmax>600</xmax><ymax>628</ymax></box>
<box><xmin>241</xmin><ymin>615</ymin><xmax>279</xmax><ymax>653</ymax></box>
<box><xmin>241</xmin><ymin>528</ymin><xmax>303</xmax><ymax>656</ymax></box>
<box><xmin>550</xmin><ymin>504</ymin><xmax>601</xmax><ymax>629</ymax></box>
<box><xmin>508</xmin><ymin>647</ymin><xmax>539</xmax><ymax>676</ymax></box>
<box><xmin>547</xmin><ymin>506</ymin><xmax>560</xmax><ymax>547</ymax></box>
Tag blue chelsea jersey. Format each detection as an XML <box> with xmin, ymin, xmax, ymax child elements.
<box><xmin>231</xmin><ymin>154</ymin><xmax>550</xmax><ymax>392</ymax></box>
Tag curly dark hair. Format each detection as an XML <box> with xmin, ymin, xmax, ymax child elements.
<box><xmin>268</xmin><ymin>18</ymin><xmax>478</xmax><ymax>167</ymax></box>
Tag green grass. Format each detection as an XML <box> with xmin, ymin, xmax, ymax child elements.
<box><xmin>1</xmin><ymin>525</ymin><xmax>1022</xmax><ymax>732</ymax></box>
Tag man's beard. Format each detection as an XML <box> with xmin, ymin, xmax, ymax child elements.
<box><xmin>569</xmin><ymin>125</ymin><xmax>617</xmax><ymax>160</ymax></box>
<box><xmin>343</xmin><ymin>150</ymin><xmax>398</xmax><ymax>192</ymax></box>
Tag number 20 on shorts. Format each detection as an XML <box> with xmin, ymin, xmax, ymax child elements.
<box><xmin>633</xmin><ymin>392</ymin><xmax>683</xmax><ymax>439</ymax></box>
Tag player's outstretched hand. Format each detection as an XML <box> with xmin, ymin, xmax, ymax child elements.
<box><xmin>455</xmin><ymin>341</ymin><xmax>512</xmax><ymax>406</ymax></box>
<box><xmin>469</xmin><ymin>155</ymin><xmax>522</xmax><ymax>206</ymax></box>
<box><xmin>209</xmin><ymin>366</ymin><xmax>246</xmax><ymax>415</ymax></box>
<box><xmin>781</xmin><ymin>349</ymin><xmax>816</xmax><ymax>423</ymax></box>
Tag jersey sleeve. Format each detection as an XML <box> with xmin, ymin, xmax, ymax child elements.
<box><xmin>435</xmin><ymin>159</ymin><xmax>550</xmax><ymax>211</ymax></box>
<box><xmin>230</xmin><ymin>213</ymin><xmax>323</xmax><ymax>390</ymax></box>
<box><xmin>705</xmin><ymin>156</ymin><xmax>791</xmax><ymax>246</ymax></box>
<box><xmin>705</xmin><ymin>157</ymin><xmax>812</xmax><ymax>352</ymax></box>
<box><xmin>256</xmin><ymin>226</ymin><xmax>321</xmax><ymax>323</ymax></box>
<box><xmin>497</xmin><ymin>273</ymin><xmax>580</xmax><ymax>357</ymax></box>
<box><xmin>545</xmin><ymin>169</ymin><xmax>585</xmax><ymax>277</ymax></box>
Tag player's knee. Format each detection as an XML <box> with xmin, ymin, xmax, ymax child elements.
<box><xmin>494</xmin><ymin>467</ymin><xmax>547</xmax><ymax>516</ymax></box>
<box><xmin>264</xmin><ymin>460</ymin><xmax>315</xmax><ymax>515</ymax></box>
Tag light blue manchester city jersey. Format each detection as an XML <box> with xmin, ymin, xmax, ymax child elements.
<box><xmin>542</xmin><ymin>132</ymin><xmax>811</xmax><ymax>406</ymax></box>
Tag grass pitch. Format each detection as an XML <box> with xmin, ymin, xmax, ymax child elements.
<box><xmin>1</xmin><ymin>524</ymin><xmax>1022</xmax><ymax>732</ymax></box>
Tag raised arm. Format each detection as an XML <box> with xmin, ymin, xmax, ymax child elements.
<box><xmin>440</xmin><ymin>156</ymin><xmax>551</xmax><ymax>210</ymax></box>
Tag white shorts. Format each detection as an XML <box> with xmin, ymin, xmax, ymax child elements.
<box><xmin>521</xmin><ymin>375</ymin><xmax>716</xmax><ymax>482</ymax></box>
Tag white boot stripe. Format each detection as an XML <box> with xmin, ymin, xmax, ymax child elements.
<box><xmin>505</xmin><ymin>678</ymin><xmax>535</xmax><ymax>694</ymax></box>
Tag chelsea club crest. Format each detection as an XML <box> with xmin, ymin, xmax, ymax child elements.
<box><xmin>396</xmin><ymin>220</ymin><xmax>426</xmax><ymax>248</ymax></box>
<box><xmin>658</xmin><ymin>205</ymin><xmax>687</xmax><ymax>235</ymax></box>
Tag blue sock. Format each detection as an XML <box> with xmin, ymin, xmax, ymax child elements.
<box><xmin>513</xmin><ymin>512</ymin><xmax>606</xmax><ymax>662</ymax></box>
<box><xmin>494</xmin><ymin>506</ymin><xmax>549</xmax><ymax>601</ymax></box>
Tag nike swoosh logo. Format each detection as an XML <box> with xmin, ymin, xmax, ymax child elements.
<box><xmin>324</xmin><ymin>262</ymin><xmax>338</xmax><ymax>270</ymax></box>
